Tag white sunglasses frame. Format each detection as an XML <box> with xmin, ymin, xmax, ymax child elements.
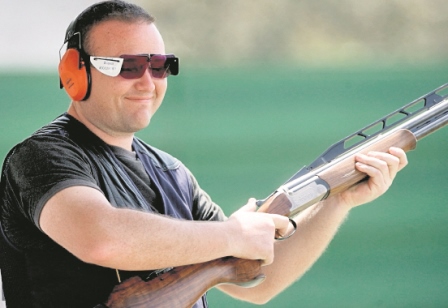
<box><xmin>90</xmin><ymin>56</ymin><xmax>124</xmax><ymax>77</ymax></box>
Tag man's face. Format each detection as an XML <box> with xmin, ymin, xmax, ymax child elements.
<box><xmin>79</xmin><ymin>19</ymin><xmax>168</xmax><ymax>137</ymax></box>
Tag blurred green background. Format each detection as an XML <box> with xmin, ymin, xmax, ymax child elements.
<box><xmin>1</xmin><ymin>0</ymin><xmax>448</xmax><ymax>307</ymax></box>
<box><xmin>1</xmin><ymin>65</ymin><xmax>447</xmax><ymax>307</ymax></box>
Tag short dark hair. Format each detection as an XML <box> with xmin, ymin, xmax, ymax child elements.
<box><xmin>65</xmin><ymin>0</ymin><xmax>155</xmax><ymax>53</ymax></box>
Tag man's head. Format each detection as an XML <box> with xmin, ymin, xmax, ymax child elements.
<box><xmin>65</xmin><ymin>0</ymin><xmax>155</xmax><ymax>55</ymax></box>
<box><xmin>60</xmin><ymin>0</ymin><xmax>178</xmax><ymax>147</ymax></box>
<box><xmin>59</xmin><ymin>0</ymin><xmax>157</xmax><ymax>101</ymax></box>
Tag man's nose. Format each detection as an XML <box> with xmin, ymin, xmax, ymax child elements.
<box><xmin>135</xmin><ymin>67</ymin><xmax>156</xmax><ymax>91</ymax></box>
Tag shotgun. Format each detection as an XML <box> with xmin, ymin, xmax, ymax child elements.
<box><xmin>98</xmin><ymin>83</ymin><xmax>448</xmax><ymax>308</ymax></box>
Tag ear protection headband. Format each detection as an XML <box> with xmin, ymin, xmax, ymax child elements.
<box><xmin>58</xmin><ymin>20</ymin><xmax>92</xmax><ymax>101</ymax></box>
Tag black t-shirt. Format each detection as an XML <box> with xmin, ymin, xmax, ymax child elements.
<box><xmin>0</xmin><ymin>114</ymin><xmax>226</xmax><ymax>308</ymax></box>
<box><xmin>110</xmin><ymin>145</ymin><xmax>163</xmax><ymax>213</ymax></box>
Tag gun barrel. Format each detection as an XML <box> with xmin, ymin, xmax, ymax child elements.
<box><xmin>409</xmin><ymin>99</ymin><xmax>448</xmax><ymax>140</ymax></box>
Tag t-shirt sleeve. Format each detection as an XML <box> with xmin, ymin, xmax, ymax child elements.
<box><xmin>3</xmin><ymin>135</ymin><xmax>101</xmax><ymax>230</ymax></box>
<box><xmin>187</xmin><ymin>169</ymin><xmax>227</xmax><ymax>222</ymax></box>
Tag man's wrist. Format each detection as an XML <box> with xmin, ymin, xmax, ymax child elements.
<box><xmin>324</xmin><ymin>193</ymin><xmax>354</xmax><ymax>213</ymax></box>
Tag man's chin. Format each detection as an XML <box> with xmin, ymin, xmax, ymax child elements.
<box><xmin>129</xmin><ymin>118</ymin><xmax>152</xmax><ymax>133</ymax></box>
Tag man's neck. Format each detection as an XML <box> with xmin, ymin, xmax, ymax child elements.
<box><xmin>67</xmin><ymin>104</ymin><xmax>134</xmax><ymax>151</ymax></box>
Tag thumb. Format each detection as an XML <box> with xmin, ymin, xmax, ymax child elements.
<box><xmin>237</xmin><ymin>198</ymin><xmax>258</xmax><ymax>213</ymax></box>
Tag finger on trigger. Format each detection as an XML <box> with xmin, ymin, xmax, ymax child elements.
<box><xmin>272</xmin><ymin>214</ymin><xmax>291</xmax><ymax>238</ymax></box>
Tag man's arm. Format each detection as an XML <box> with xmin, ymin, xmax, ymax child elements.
<box><xmin>218</xmin><ymin>147</ymin><xmax>408</xmax><ymax>304</ymax></box>
<box><xmin>39</xmin><ymin>185</ymin><xmax>290</xmax><ymax>271</ymax></box>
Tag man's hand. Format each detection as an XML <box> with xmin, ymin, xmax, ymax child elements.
<box><xmin>226</xmin><ymin>199</ymin><xmax>290</xmax><ymax>265</ymax></box>
<box><xmin>338</xmin><ymin>147</ymin><xmax>408</xmax><ymax>209</ymax></box>
<box><xmin>219</xmin><ymin>147</ymin><xmax>409</xmax><ymax>303</ymax></box>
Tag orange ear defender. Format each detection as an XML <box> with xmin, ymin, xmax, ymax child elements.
<box><xmin>58</xmin><ymin>48</ymin><xmax>91</xmax><ymax>101</ymax></box>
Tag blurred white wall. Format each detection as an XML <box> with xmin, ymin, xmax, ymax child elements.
<box><xmin>0</xmin><ymin>0</ymin><xmax>102</xmax><ymax>72</ymax></box>
<box><xmin>2</xmin><ymin>0</ymin><xmax>448</xmax><ymax>72</ymax></box>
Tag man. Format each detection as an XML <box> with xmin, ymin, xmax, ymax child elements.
<box><xmin>0</xmin><ymin>1</ymin><xmax>407</xmax><ymax>307</ymax></box>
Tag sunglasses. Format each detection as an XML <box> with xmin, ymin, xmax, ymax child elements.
<box><xmin>89</xmin><ymin>54</ymin><xmax>179</xmax><ymax>79</ymax></box>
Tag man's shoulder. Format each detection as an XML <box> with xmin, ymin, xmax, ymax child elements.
<box><xmin>33</xmin><ymin>113</ymin><xmax>71</xmax><ymax>137</ymax></box>
<box><xmin>7</xmin><ymin>114</ymin><xmax>72</xmax><ymax>150</ymax></box>
<box><xmin>2</xmin><ymin>114</ymin><xmax>96</xmax><ymax>172</ymax></box>
<box><xmin>5</xmin><ymin>113</ymin><xmax>88</xmax><ymax>152</ymax></box>
<box><xmin>33</xmin><ymin>113</ymin><xmax>97</xmax><ymax>142</ymax></box>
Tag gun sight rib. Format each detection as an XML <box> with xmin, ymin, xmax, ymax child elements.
<box><xmin>286</xmin><ymin>83</ymin><xmax>448</xmax><ymax>183</ymax></box>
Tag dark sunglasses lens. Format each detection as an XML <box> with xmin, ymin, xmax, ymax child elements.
<box><xmin>149</xmin><ymin>55</ymin><xmax>170</xmax><ymax>78</ymax></box>
<box><xmin>120</xmin><ymin>56</ymin><xmax>148</xmax><ymax>79</ymax></box>
<box><xmin>165</xmin><ymin>56</ymin><xmax>179</xmax><ymax>76</ymax></box>
<box><xmin>119</xmin><ymin>54</ymin><xmax>179</xmax><ymax>79</ymax></box>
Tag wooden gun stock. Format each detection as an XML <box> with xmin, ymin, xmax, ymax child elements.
<box><xmin>102</xmin><ymin>258</ymin><xmax>264</xmax><ymax>308</ymax></box>
<box><xmin>99</xmin><ymin>84</ymin><xmax>448</xmax><ymax>308</ymax></box>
